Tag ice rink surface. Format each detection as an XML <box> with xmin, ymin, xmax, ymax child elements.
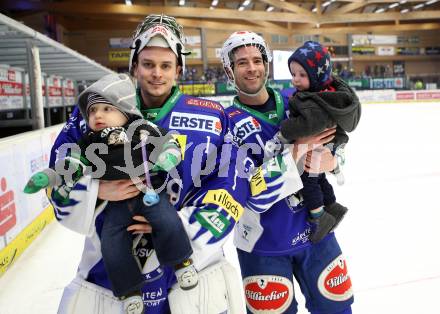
<box><xmin>1</xmin><ymin>101</ymin><xmax>439</xmax><ymax>314</ymax></box>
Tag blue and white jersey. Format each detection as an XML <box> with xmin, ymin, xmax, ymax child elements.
<box><xmin>226</xmin><ymin>87</ymin><xmax>314</xmax><ymax>256</ymax></box>
<box><xmin>48</xmin><ymin>86</ymin><xmax>292</xmax><ymax>313</ymax></box>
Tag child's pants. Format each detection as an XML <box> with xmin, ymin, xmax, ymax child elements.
<box><xmin>101</xmin><ymin>192</ymin><xmax>192</xmax><ymax>297</ymax></box>
<box><xmin>301</xmin><ymin>172</ymin><xmax>336</xmax><ymax>210</ymax></box>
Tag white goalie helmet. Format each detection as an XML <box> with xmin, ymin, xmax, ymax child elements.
<box><xmin>129</xmin><ymin>14</ymin><xmax>190</xmax><ymax>74</ymax></box>
<box><xmin>220</xmin><ymin>31</ymin><xmax>272</xmax><ymax>96</ymax></box>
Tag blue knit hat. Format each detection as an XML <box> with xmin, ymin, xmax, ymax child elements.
<box><xmin>287</xmin><ymin>41</ymin><xmax>333</xmax><ymax>92</ymax></box>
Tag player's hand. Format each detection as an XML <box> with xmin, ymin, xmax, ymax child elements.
<box><xmin>98</xmin><ymin>179</ymin><xmax>141</xmax><ymax>201</ymax></box>
<box><xmin>127</xmin><ymin>215</ymin><xmax>152</xmax><ymax>234</ymax></box>
<box><xmin>304</xmin><ymin>147</ymin><xmax>337</xmax><ymax>174</ymax></box>
<box><xmin>297</xmin><ymin>127</ymin><xmax>336</xmax><ymax>146</ymax></box>
<box><xmin>291</xmin><ymin>127</ymin><xmax>336</xmax><ymax>162</ymax></box>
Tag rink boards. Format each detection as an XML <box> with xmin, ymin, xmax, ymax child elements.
<box><xmin>0</xmin><ymin>90</ymin><xmax>439</xmax><ymax>277</ymax></box>
<box><xmin>0</xmin><ymin>125</ymin><xmax>61</xmax><ymax>275</ymax></box>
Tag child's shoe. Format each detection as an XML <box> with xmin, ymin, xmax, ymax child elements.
<box><xmin>325</xmin><ymin>202</ymin><xmax>348</xmax><ymax>231</ymax></box>
<box><xmin>24</xmin><ymin>172</ymin><xmax>50</xmax><ymax>193</ymax></box>
<box><xmin>122</xmin><ymin>295</ymin><xmax>144</xmax><ymax>314</ymax></box>
<box><xmin>175</xmin><ymin>259</ymin><xmax>198</xmax><ymax>290</ymax></box>
<box><xmin>24</xmin><ymin>168</ymin><xmax>61</xmax><ymax>193</ymax></box>
<box><xmin>309</xmin><ymin>211</ymin><xmax>336</xmax><ymax>243</ymax></box>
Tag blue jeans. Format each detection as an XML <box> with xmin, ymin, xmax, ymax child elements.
<box><xmin>100</xmin><ymin>192</ymin><xmax>192</xmax><ymax>297</ymax></box>
<box><xmin>238</xmin><ymin>233</ymin><xmax>354</xmax><ymax>314</ymax></box>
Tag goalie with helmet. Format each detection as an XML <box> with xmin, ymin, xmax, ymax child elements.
<box><xmin>49</xmin><ymin>14</ymin><xmax>252</xmax><ymax>314</ymax></box>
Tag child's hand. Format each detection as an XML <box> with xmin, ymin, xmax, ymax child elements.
<box><xmin>127</xmin><ymin>216</ymin><xmax>152</xmax><ymax>234</ymax></box>
<box><xmin>98</xmin><ymin>179</ymin><xmax>141</xmax><ymax>201</ymax></box>
<box><xmin>296</xmin><ymin>127</ymin><xmax>336</xmax><ymax>146</ymax></box>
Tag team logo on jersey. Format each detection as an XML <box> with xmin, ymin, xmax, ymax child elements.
<box><xmin>133</xmin><ymin>236</ymin><xmax>154</xmax><ymax>266</ymax></box>
<box><xmin>263</xmin><ymin>154</ymin><xmax>287</xmax><ymax>178</ymax></box>
<box><xmin>186</xmin><ymin>98</ymin><xmax>224</xmax><ymax>112</ymax></box>
<box><xmin>202</xmin><ymin>189</ymin><xmax>243</xmax><ymax>221</ymax></box>
<box><xmin>233</xmin><ymin>116</ymin><xmax>261</xmax><ymax>141</ymax></box>
<box><xmin>250</xmin><ymin>166</ymin><xmax>267</xmax><ymax>196</ymax></box>
<box><xmin>133</xmin><ymin>235</ymin><xmax>163</xmax><ymax>282</ymax></box>
<box><xmin>194</xmin><ymin>208</ymin><xmax>230</xmax><ymax>238</ymax></box>
<box><xmin>267</xmin><ymin>113</ymin><xmax>278</xmax><ymax>121</ymax></box>
<box><xmin>169</xmin><ymin>112</ymin><xmax>222</xmax><ymax>135</ymax></box>
<box><xmin>243</xmin><ymin>275</ymin><xmax>293</xmax><ymax>313</ymax></box>
<box><xmin>145</xmin><ymin>111</ymin><xmax>158</xmax><ymax>120</ymax></box>
<box><xmin>228</xmin><ymin>109</ymin><xmax>242</xmax><ymax>118</ymax></box>
<box><xmin>317</xmin><ymin>254</ymin><xmax>353</xmax><ymax>301</ymax></box>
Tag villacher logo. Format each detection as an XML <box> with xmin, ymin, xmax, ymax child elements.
<box><xmin>244</xmin><ymin>275</ymin><xmax>293</xmax><ymax>313</ymax></box>
<box><xmin>317</xmin><ymin>254</ymin><xmax>353</xmax><ymax>301</ymax></box>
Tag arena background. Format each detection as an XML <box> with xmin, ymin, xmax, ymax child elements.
<box><xmin>0</xmin><ymin>1</ymin><xmax>439</xmax><ymax>313</ymax></box>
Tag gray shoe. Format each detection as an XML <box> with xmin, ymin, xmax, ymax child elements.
<box><xmin>309</xmin><ymin>211</ymin><xmax>336</xmax><ymax>243</ymax></box>
<box><xmin>326</xmin><ymin>202</ymin><xmax>348</xmax><ymax>232</ymax></box>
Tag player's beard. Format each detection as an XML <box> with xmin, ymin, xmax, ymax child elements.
<box><xmin>237</xmin><ymin>77</ymin><xmax>265</xmax><ymax>96</ymax></box>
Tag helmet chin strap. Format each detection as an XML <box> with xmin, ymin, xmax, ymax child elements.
<box><xmin>236</xmin><ymin>84</ymin><xmax>265</xmax><ymax>97</ymax></box>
